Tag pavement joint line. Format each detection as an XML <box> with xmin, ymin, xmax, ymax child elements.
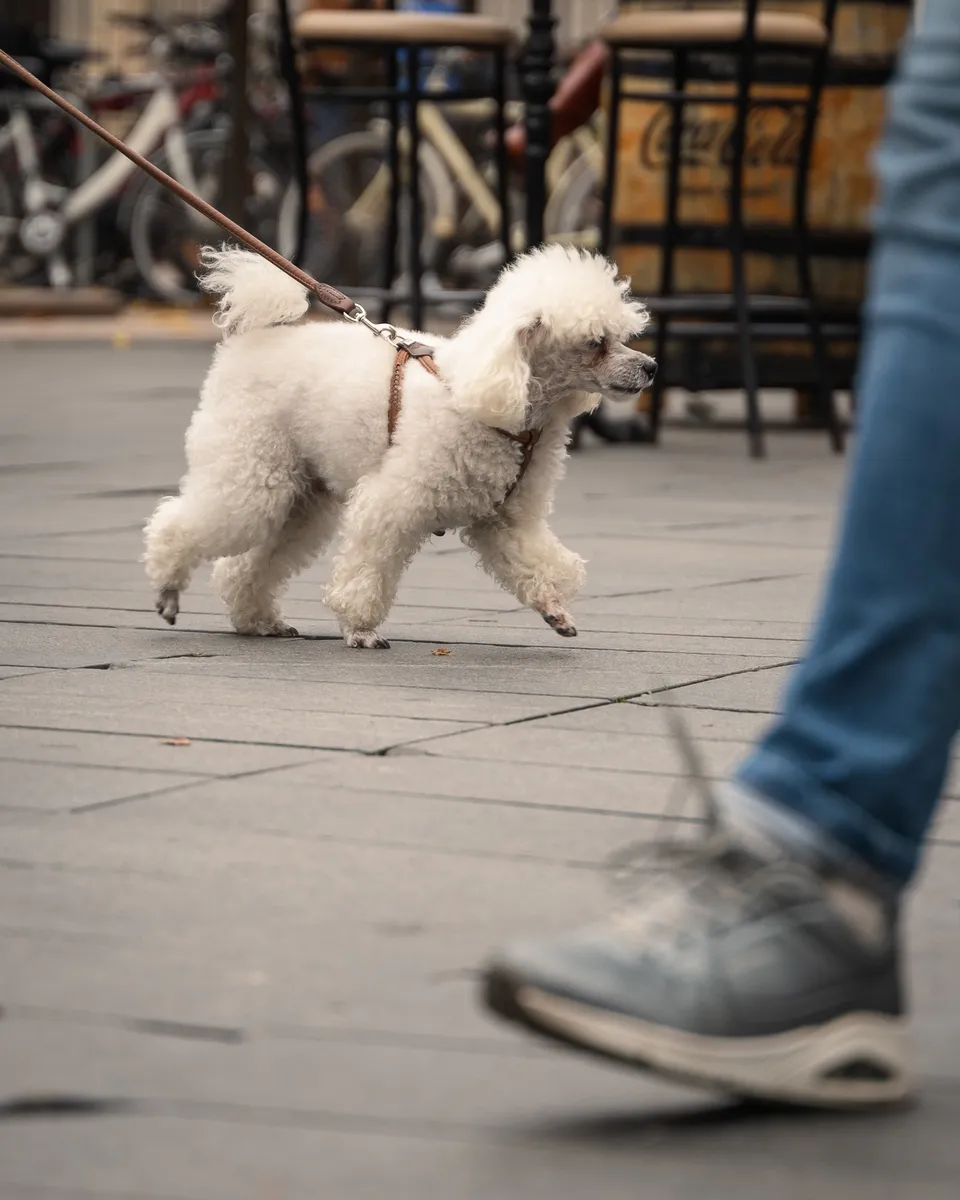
<box><xmin>0</xmin><ymin>723</ymin><xmax>416</xmax><ymax>764</ymax></box>
<box><xmin>0</xmin><ymin>855</ymin><xmax>182</xmax><ymax>881</ymax></box>
<box><xmin>3</xmin><ymin>1001</ymin><xmax>556</xmax><ymax>1060</ymax></box>
<box><xmin>0</xmin><ymin>552</ymin><xmax>141</xmax><ymax>565</ymax></box>
<box><xmin>386</xmin><ymin>661</ymin><xmax>798</xmax><ymax>756</ymax></box>
<box><xmin>595</xmin><ymin>571</ymin><xmax>807</xmax><ymax>601</ymax></box>
<box><xmin>628</xmin><ymin>659</ymin><xmax>799</xmax><ymax>699</ymax></box>
<box><xmin>0</xmin><ymin>617</ymin><xmax>808</xmax><ymax>658</ymax></box>
<box><xmin>0</xmin><ymin>754</ymin><xmax>229</xmax><ymax>779</ymax></box>
<box><xmin>0</xmin><ymin>662</ymin><xmax>609</xmax><ymax>701</ymax></box>
<box><xmin>6</xmin><ymin>760</ymin><xmax>713</xmax><ymax>824</ymax></box>
<box><xmin>405</xmin><ymin>748</ymin><xmax>728</xmax><ymax>780</ymax></box>
<box><xmin>67</xmin><ymin>757</ymin><xmax>349</xmax><ymax>815</ymax></box>
<box><xmin>0</xmin><ymin>599</ymin><xmax>532</xmax><ymax>617</ymax></box>
<box><xmin>131</xmin><ymin>821</ymin><xmax>603</xmax><ymax>872</ymax></box>
<box><xmin>0</xmin><ymin>1093</ymin><xmax>507</xmax><ymax>1144</ymax></box>
<box><xmin>378</xmin><ymin>700</ymin><xmax>615</xmax><ymax>755</ymax></box>
<box><xmin>629</xmin><ymin>699</ymin><xmax>781</xmax><ymax>715</ymax></box>
<box><xmin>20</xmin><ymin>523</ymin><xmax>146</xmax><ymax>539</ymax></box>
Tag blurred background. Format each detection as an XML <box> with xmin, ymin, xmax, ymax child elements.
<box><xmin>0</xmin><ymin>2</ymin><xmax>915</xmax><ymax>446</ymax></box>
<box><xmin>0</xmin><ymin>0</ymin><xmax>601</xmax><ymax>304</ymax></box>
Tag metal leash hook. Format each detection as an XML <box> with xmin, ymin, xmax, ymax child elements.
<box><xmin>342</xmin><ymin>304</ymin><xmax>407</xmax><ymax>349</ymax></box>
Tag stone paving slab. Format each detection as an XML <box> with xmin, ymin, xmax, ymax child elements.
<box><xmin>2</xmin><ymin>341</ymin><xmax>959</xmax><ymax>1197</ymax></box>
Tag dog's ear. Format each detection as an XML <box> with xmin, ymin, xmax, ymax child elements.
<box><xmin>438</xmin><ymin>316</ymin><xmax>540</xmax><ymax>430</ymax></box>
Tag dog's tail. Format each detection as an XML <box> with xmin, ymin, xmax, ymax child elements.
<box><xmin>197</xmin><ymin>244</ymin><xmax>309</xmax><ymax>336</ymax></box>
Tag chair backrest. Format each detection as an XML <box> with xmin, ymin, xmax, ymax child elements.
<box><xmin>617</xmin><ymin>0</ymin><xmax>842</xmax><ymax>44</ymax></box>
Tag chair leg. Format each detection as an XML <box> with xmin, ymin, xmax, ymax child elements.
<box><xmin>793</xmin><ymin>44</ymin><xmax>844</xmax><ymax>455</ymax></box>
<box><xmin>731</xmin><ymin>233</ymin><xmax>764</xmax><ymax>459</ymax></box>
<box><xmin>407</xmin><ymin>45</ymin><xmax>424</xmax><ymax>330</ymax></box>
<box><xmin>727</xmin><ymin>22</ymin><xmax>765</xmax><ymax>458</ymax></box>
<box><xmin>381</xmin><ymin>47</ymin><xmax>402</xmax><ymax>324</ymax></box>
<box><xmin>649</xmin><ymin>337</ymin><xmax>668</xmax><ymax>441</ymax></box>
<box><xmin>798</xmin><ymin>245</ymin><xmax>844</xmax><ymax>453</ymax></box>
<box><xmin>598</xmin><ymin>49</ymin><xmax>621</xmax><ymax>257</ymax></box>
<box><xmin>493</xmin><ymin>47</ymin><xmax>511</xmax><ymax>264</ymax></box>
<box><xmin>650</xmin><ymin>50</ymin><xmax>688</xmax><ymax>445</ymax></box>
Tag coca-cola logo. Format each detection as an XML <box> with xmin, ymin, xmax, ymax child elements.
<box><xmin>639</xmin><ymin>102</ymin><xmax>805</xmax><ymax>171</ymax></box>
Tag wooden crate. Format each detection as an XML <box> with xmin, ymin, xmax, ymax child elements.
<box><xmin>611</xmin><ymin>2</ymin><xmax>911</xmax><ymax>304</ymax></box>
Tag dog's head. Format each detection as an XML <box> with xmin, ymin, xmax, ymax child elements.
<box><xmin>437</xmin><ymin>246</ymin><xmax>655</xmax><ymax>430</ymax></box>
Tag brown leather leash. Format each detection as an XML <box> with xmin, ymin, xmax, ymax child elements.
<box><xmin>0</xmin><ymin>46</ymin><xmax>541</xmax><ymax>511</ymax></box>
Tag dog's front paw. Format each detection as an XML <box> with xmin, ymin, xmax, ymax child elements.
<box><xmin>156</xmin><ymin>588</ymin><xmax>179</xmax><ymax>625</ymax></box>
<box><xmin>270</xmin><ymin>622</ymin><xmax>300</xmax><ymax>638</ymax></box>
<box><xmin>235</xmin><ymin>619</ymin><xmax>300</xmax><ymax>638</ymax></box>
<box><xmin>346</xmin><ymin>629</ymin><xmax>391</xmax><ymax>650</ymax></box>
<box><xmin>542</xmin><ymin>609</ymin><xmax>578</xmax><ymax>638</ymax></box>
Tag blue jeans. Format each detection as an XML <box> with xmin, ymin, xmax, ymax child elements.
<box><xmin>736</xmin><ymin>0</ymin><xmax>960</xmax><ymax>886</ymax></box>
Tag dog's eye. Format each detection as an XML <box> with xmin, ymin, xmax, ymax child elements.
<box><xmin>587</xmin><ymin>337</ymin><xmax>607</xmax><ymax>352</ymax></box>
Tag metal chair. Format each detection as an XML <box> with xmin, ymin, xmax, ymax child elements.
<box><xmin>599</xmin><ymin>1</ymin><xmax>843</xmax><ymax>458</ymax></box>
<box><xmin>295</xmin><ymin>8</ymin><xmax>515</xmax><ymax>330</ymax></box>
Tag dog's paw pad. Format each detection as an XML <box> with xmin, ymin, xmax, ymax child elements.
<box><xmin>156</xmin><ymin>589</ymin><xmax>179</xmax><ymax>625</ymax></box>
<box><xmin>543</xmin><ymin>611</ymin><xmax>577</xmax><ymax>638</ymax></box>
<box><xmin>347</xmin><ymin>630</ymin><xmax>390</xmax><ymax>650</ymax></box>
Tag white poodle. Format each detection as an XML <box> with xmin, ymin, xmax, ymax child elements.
<box><xmin>143</xmin><ymin>243</ymin><xmax>655</xmax><ymax>648</ymax></box>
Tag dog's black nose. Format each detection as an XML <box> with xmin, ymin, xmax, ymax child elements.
<box><xmin>646</xmin><ymin>361</ymin><xmax>658</xmax><ymax>379</ymax></box>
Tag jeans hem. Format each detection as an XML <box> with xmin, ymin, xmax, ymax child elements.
<box><xmin>735</xmin><ymin>750</ymin><xmax>918</xmax><ymax>886</ymax></box>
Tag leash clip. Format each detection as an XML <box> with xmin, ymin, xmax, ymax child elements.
<box><xmin>343</xmin><ymin>304</ymin><xmax>409</xmax><ymax>349</ymax></box>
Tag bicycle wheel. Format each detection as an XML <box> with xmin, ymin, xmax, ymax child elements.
<box><xmin>296</xmin><ymin>128</ymin><xmax>454</xmax><ymax>289</ymax></box>
<box><xmin>544</xmin><ymin>149</ymin><xmax>602</xmax><ymax>251</ymax></box>
<box><xmin>129</xmin><ymin>128</ymin><xmax>293</xmax><ymax>303</ymax></box>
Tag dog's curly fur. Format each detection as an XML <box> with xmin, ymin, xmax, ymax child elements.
<box><xmin>143</xmin><ymin>244</ymin><xmax>654</xmax><ymax>648</ymax></box>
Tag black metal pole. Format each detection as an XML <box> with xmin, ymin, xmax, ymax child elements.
<box><xmin>223</xmin><ymin>0</ymin><xmax>252</xmax><ymax>223</ymax></box>
<box><xmin>521</xmin><ymin>0</ymin><xmax>557</xmax><ymax>249</ymax></box>
<box><xmin>275</xmin><ymin>0</ymin><xmax>309</xmax><ymax>266</ymax></box>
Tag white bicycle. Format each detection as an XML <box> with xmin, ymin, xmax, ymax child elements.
<box><xmin>293</xmin><ymin>54</ymin><xmax>605</xmax><ymax>298</ymax></box>
<box><xmin>0</xmin><ymin>16</ymin><xmax>294</xmax><ymax>297</ymax></box>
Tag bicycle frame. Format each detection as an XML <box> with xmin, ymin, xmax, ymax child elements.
<box><xmin>0</xmin><ymin>76</ymin><xmax>203</xmax><ymax>286</ymax></box>
<box><xmin>2</xmin><ymin>77</ymin><xmax>197</xmax><ymax>228</ymax></box>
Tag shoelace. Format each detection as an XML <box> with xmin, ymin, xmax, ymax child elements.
<box><xmin>600</xmin><ymin>701</ymin><xmax>809</xmax><ymax>946</ymax></box>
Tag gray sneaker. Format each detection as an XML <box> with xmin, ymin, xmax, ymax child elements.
<box><xmin>481</xmin><ymin>816</ymin><xmax>911</xmax><ymax>1108</ymax></box>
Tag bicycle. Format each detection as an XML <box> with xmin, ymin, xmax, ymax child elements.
<box><xmin>0</xmin><ymin>11</ymin><xmax>294</xmax><ymax>299</ymax></box>
<box><xmin>294</xmin><ymin>49</ymin><xmax>605</xmax><ymax>303</ymax></box>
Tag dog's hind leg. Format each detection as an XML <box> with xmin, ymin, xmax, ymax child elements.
<box><xmin>213</xmin><ymin>489</ymin><xmax>340</xmax><ymax>636</ymax></box>
<box><xmin>143</xmin><ymin>456</ymin><xmax>301</xmax><ymax>628</ymax></box>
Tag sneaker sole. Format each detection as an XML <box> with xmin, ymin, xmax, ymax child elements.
<box><xmin>484</xmin><ymin>967</ymin><xmax>912</xmax><ymax>1109</ymax></box>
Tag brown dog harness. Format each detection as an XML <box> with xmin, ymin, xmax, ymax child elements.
<box><xmin>388</xmin><ymin>344</ymin><xmax>542</xmax><ymax>528</ymax></box>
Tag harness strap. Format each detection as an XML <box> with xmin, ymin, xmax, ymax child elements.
<box><xmin>389</xmin><ymin>346</ymin><xmax>439</xmax><ymax>443</ymax></box>
<box><xmin>388</xmin><ymin>348</ymin><xmax>541</xmax><ymax>528</ymax></box>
